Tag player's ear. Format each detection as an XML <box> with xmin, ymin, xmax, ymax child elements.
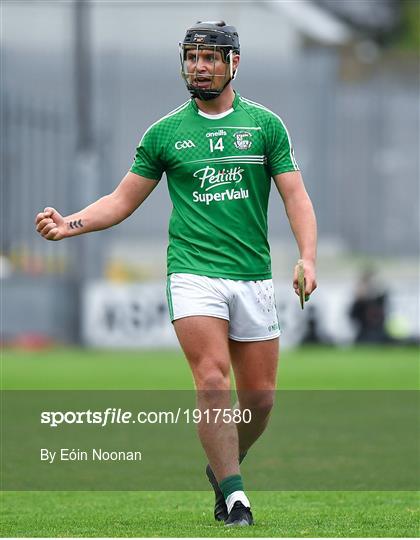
<box><xmin>232</xmin><ymin>54</ymin><xmax>240</xmax><ymax>71</ymax></box>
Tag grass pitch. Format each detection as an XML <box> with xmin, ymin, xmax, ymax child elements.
<box><xmin>2</xmin><ymin>491</ymin><xmax>419</xmax><ymax>537</ymax></box>
<box><xmin>1</xmin><ymin>345</ymin><xmax>419</xmax><ymax>537</ymax></box>
<box><xmin>3</xmin><ymin>345</ymin><xmax>418</xmax><ymax>390</ymax></box>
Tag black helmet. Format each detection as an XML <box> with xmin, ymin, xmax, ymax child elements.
<box><xmin>179</xmin><ymin>21</ymin><xmax>240</xmax><ymax>101</ymax></box>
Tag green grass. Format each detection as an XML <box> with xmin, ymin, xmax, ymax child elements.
<box><xmin>1</xmin><ymin>345</ymin><xmax>419</xmax><ymax>537</ymax></box>
<box><xmin>2</xmin><ymin>491</ymin><xmax>419</xmax><ymax>537</ymax></box>
<box><xmin>2</xmin><ymin>345</ymin><xmax>419</xmax><ymax>390</ymax></box>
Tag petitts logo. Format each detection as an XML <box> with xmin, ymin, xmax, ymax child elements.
<box><xmin>233</xmin><ymin>131</ymin><xmax>252</xmax><ymax>150</ymax></box>
<box><xmin>175</xmin><ymin>140</ymin><xmax>196</xmax><ymax>150</ymax></box>
<box><xmin>192</xmin><ymin>166</ymin><xmax>249</xmax><ymax>206</ymax></box>
<box><xmin>193</xmin><ymin>165</ymin><xmax>244</xmax><ymax>191</ymax></box>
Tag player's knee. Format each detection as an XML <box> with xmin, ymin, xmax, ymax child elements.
<box><xmin>194</xmin><ymin>360</ymin><xmax>230</xmax><ymax>391</ymax></box>
<box><xmin>241</xmin><ymin>391</ymin><xmax>275</xmax><ymax>417</ymax></box>
<box><xmin>197</xmin><ymin>371</ymin><xmax>230</xmax><ymax>391</ymax></box>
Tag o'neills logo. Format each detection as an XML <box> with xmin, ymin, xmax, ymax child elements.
<box><xmin>206</xmin><ymin>129</ymin><xmax>227</xmax><ymax>138</ymax></box>
<box><xmin>192</xmin><ymin>165</ymin><xmax>249</xmax><ymax>205</ymax></box>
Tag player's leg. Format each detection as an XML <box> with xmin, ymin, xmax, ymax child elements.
<box><xmin>169</xmin><ymin>274</ymin><xmax>253</xmax><ymax>525</ymax></box>
<box><xmin>222</xmin><ymin>335</ymin><xmax>278</xmax><ymax>526</ymax></box>
<box><xmin>226</xmin><ymin>278</ymin><xmax>279</xmax><ymax>456</ymax></box>
<box><xmin>203</xmin><ymin>337</ymin><xmax>278</xmax><ymax>523</ymax></box>
<box><xmin>173</xmin><ymin>315</ymin><xmax>240</xmax><ymax>482</ymax></box>
<box><xmin>229</xmin><ymin>337</ymin><xmax>279</xmax><ymax>456</ymax></box>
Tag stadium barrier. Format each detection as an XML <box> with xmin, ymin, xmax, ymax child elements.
<box><xmin>82</xmin><ymin>280</ymin><xmax>418</xmax><ymax>348</ymax></box>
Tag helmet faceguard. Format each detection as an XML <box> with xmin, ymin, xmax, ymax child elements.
<box><xmin>179</xmin><ymin>21</ymin><xmax>240</xmax><ymax>101</ymax></box>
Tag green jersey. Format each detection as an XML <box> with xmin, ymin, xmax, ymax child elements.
<box><xmin>130</xmin><ymin>92</ymin><xmax>299</xmax><ymax>280</ymax></box>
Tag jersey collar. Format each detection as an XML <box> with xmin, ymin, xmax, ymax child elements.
<box><xmin>191</xmin><ymin>91</ymin><xmax>240</xmax><ymax>117</ymax></box>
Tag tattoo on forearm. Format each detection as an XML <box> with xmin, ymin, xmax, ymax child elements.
<box><xmin>68</xmin><ymin>219</ymin><xmax>84</xmax><ymax>230</ymax></box>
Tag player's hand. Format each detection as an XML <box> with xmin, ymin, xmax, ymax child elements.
<box><xmin>35</xmin><ymin>207</ymin><xmax>66</xmax><ymax>241</ymax></box>
<box><xmin>293</xmin><ymin>258</ymin><xmax>317</xmax><ymax>299</ymax></box>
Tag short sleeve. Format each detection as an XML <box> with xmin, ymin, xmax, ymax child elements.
<box><xmin>265</xmin><ymin>114</ymin><xmax>299</xmax><ymax>177</ymax></box>
<box><xmin>130</xmin><ymin>124</ymin><xmax>166</xmax><ymax>180</ymax></box>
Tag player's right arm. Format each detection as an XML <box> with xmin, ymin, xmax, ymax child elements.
<box><xmin>35</xmin><ymin>172</ymin><xmax>158</xmax><ymax>241</ymax></box>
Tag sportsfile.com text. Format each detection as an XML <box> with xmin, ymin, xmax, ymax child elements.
<box><xmin>40</xmin><ymin>408</ymin><xmax>252</xmax><ymax>427</ymax></box>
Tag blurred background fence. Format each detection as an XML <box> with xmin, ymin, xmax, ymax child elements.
<box><xmin>1</xmin><ymin>0</ymin><xmax>419</xmax><ymax>346</ymax></box>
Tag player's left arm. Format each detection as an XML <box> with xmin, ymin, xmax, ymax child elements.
<box><xmin>273</xmin><ymin>171</ymin><xmax>318</xmax><ymax>297</ymax></box>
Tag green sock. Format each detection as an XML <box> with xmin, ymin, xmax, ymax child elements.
<box><xmin>219</xmin><ymin>474</ymin><xmax>244</xmax><ymax>500</ymax></box>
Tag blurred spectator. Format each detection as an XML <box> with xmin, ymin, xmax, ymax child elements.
<box><xmin>349</xmin><ymin>268</ymin><xmax>391</xmax><ymax>344</ymax></box>
<box><xmin>301</xmin><ymin>305</ymin><xmax>330</xmax><ymax>345</ymax></box>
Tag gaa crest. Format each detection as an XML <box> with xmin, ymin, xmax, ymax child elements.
<box><xmin>233</xmin><ymin>131</ymin><xmax>252</xmax><ymax>150</ymax></box>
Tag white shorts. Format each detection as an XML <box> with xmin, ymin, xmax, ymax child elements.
<box><xmin>166</xmin><ymin>273</ymin><xmax>280</xmax><ymax>342</ymax></box>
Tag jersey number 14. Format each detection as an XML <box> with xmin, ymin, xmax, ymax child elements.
<box><xmin>209</xmin><ymin>137</ymin><xmax>224</xmax><ymax>152</ymax></box>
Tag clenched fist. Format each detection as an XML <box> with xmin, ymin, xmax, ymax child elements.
<box><xmin>293</xmin><ymin>258</ymin><xmax>317</xmax><ymax>299</ymax></box>
<box><xmin>35</xmin><ymin>207</ymin><xmax>66</xmax><ymax>241</ymax></box>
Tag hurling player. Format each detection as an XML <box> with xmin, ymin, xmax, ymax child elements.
<box><xmin>36</xmin><ymin>21</ymin><xmax>317</xmax><ymax>527</ymax></box>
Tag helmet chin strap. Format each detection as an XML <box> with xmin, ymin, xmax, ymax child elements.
<box><xmin>188</xmin><ymin>78</ymin><xmax>231</xmax><ymax>101</ymax></box>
